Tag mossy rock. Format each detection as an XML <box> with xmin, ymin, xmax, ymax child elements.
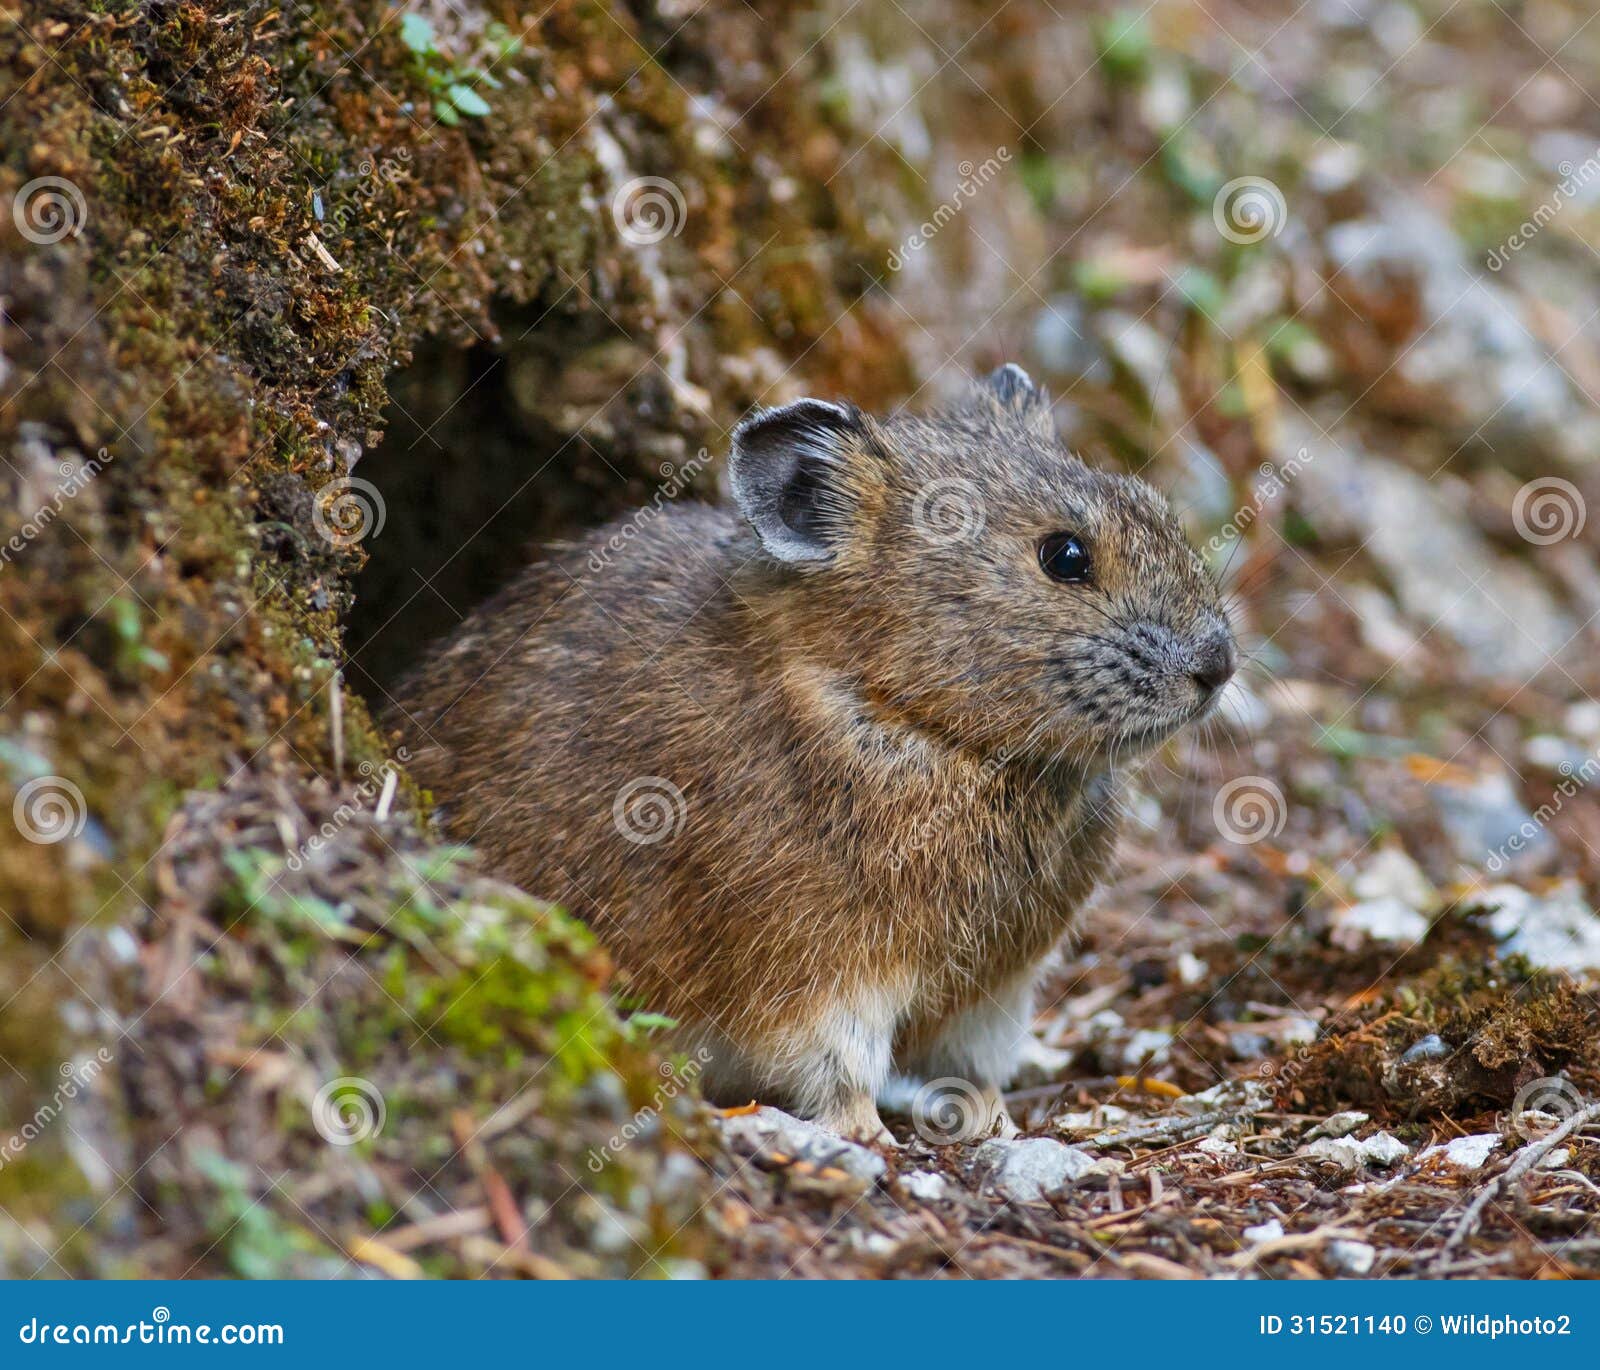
<box><xmin>0</xmin><ymin>0</ymin><xmax>911</xmax><ymax>1275</ymax></box>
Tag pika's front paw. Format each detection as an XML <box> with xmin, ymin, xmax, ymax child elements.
<box><xmin>988</xmin><ymin>1105</ymin><xmax>1021</xmax><ymax>1140</ymax></box>
<box><xmin>974</xmin><ymin>1083</ymin><xmax>1020</xmax><ymax>1140</ymax></box>
<box><xmin>818</xmin><ymin>1093</ymin><xmax>900</xmax><ymax>1148</ymax></box>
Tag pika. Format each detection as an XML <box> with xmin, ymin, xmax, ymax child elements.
<box><xmin>390</xmin><ymin>366</ymin><xmax>1234</xmax><ymax>1142</ymax></box>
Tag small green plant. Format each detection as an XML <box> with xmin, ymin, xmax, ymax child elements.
<box><xmin>623</xmin><ymin>1010</ymin><xmax>679</xmax><ymax>1040</ymax></box>
<box><xmin>105</xmin><ymin>595</ymin><xmax>170</xmax><ymax>678</ymax></box>
<box><xmin>1095</xmin><ymin>8</ymin><xmax>1152</xmax><ymax>83</ymax></box>
<box><xmin>399</xmin><ymin>12</ymin><xmax>522</xmax><ymax>126</ymax></box>
<box><xmin>1173</xmin><ymin>265</ymin><xmax>1226</xmax><ymax>320</ymax></box>
<box><xmin>1069</xmin><ymin>255</ymin><xmax>1129</xmax><ymax>303</ymax></box>
<box><xmin>193</xmin><ymin>1150</ymin><xmax>329</xmax><ymax>1278</ymax></box>
<box><xmin>1016</xmin><ymin>150</ymin><xmax>1060</xmax><ymax>215</ymax></box>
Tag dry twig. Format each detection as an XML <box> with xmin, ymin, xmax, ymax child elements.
<box><xmin>1440</xmin><ymin>1102</ymin><xmax>1600</xmax><ymax>1257</ymax></box>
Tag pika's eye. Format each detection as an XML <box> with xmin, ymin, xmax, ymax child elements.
<box><xmin>1039</xmin><ymin>532</ymin><xmax>1093</xmax><ymax>584</ymax></box>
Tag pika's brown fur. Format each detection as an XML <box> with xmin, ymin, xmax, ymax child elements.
<box><xmin>389</xmin><ymin>367</ymin><xmax>1234</xmax><ymax>1141</ymax></box>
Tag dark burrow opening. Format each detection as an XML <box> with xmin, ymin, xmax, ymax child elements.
<box><xmin>345</xmin><ymin>303</ymin><xmax>695</xmax><ymax>699</ymax></box>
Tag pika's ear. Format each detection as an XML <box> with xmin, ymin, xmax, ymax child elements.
<box><xmin>976</xmin><ymin>363</ymin><xmax>1055</xmax><ymax>438</ymax></box>
<box><xmin>729</xmin><ymin>399</ymin><xmax>867</xmax><ymax>564</ymax></box>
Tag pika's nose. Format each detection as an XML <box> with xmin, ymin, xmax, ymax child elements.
<box><xmin>1191</xmin><ymin>631</ymin><xmax>1236</xmax><ymax>696</ymax></box>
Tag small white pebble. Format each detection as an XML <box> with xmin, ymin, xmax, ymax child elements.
<box><xmin>1523</xmin><ymin>734</ymin><xmax>1577</xmax><ymax>770</ymax></box>
<box><xmin>1564</xmin><ymin>700</ymin><xmax>1600</xmax><ymax>741</ymax></box>
<box><xmin>1331</xmin><ymin>896</ymin><xmax>1429</xmax><ymax>949</ymax></box>
<box><xmin>1298</xmin><ymin>1131</ymin><xmax>1409</xmax><ymax>1170</ymax></box>
<box><xmin>900</xmin><ymin>1169</ymin><xmax>950</xmax><ymax>1201</ymax></box>
<box><xmin>103</xmin><ymin>925</ymin><xmax>140</xmax><ymax>965</ymax></box>
<box><xmin>1360</xmin><ymin>1132</ymin><xmax>1411</xmax><ymax>1168</ymax></box>
<box><xmin>1351</xmin><ymin>847</ymin><xmax>1435</xmax><ymax>909</ymax></box>
<box><xmin>1281</xmin><ymin>1017</ymin><xmax>1320</xmax><ymax>1047</ymax></box>
<box><xmin>1326</xmin><ymin>1239</ymin><xmax>1376</xmax><ymax>1274</ymax></box>
<box><xmin>1121</xmin><ymin>1028</ymin><xmax>1173</xmax><ymax>1068</ymax></box>
<box><xmin>1244</xmin><ymin>1218</ymin><xmax>1285</xmax><ymax>1245</ymax></box>
<box><xmin>1307</xmin><ymin>1110</ymin><xmax>1370</xmax><ymax>1140</ymax></box>
<box><xmin>850</xmin><ymin>1231</ymin><xmax>897</xmax><ymax>1255</ymax></box>
<box><xmin>1299</xmin><ymin>1137</ymin><xmax>1363</xmax><ymax>1169</ymax></box>
<box><xmin>1419</xmin><ymin>1133</ymin><xmax>1501</xmax><ymax>1170</ymax></box>
<box><xmin>1053</xmin><ymin>1104</ymin><xmax>1131</xmax><ymax>1131</ymax></box>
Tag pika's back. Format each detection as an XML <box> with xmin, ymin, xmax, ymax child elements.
<box><xmin>408</xmin><ymin>501</ymin><xmax>747</xmax><ymax>693</ymax></box>
<box><xmin>389</xmin><ymin>496</ymin><xmax>837</xmax><ymax>931</ymax></box>
<box><xmin>393</xmin><ymin>498</ymin><xmax>755</xmax><ymax>833</ymax></box>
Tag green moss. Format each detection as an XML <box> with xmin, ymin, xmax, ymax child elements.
<box><xmin>193</xmin><ymin>1150</ymin><xmax>340</xmax><ymax>1279</ymax></box>
<box><xmin>0</xmin><ymin>0</ymin><xmax>907</xmax><ymax>1274</ymax></box>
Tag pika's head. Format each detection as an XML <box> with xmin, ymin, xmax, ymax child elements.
<box><xmin>729</xmin><ymin>365</ymin><xmax>1233</xmax><ymax>765</ymax></box>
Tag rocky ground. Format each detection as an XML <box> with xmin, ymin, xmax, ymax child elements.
<box><xmin>3</xmin><ymin>0</ymin><xmax>1599</xmax><ymax>1278</ymax></box>
<box><xmin>695</xmin><ymin>0</ymin><xmax>1600</xmax><ymax>1279</ymax></box>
